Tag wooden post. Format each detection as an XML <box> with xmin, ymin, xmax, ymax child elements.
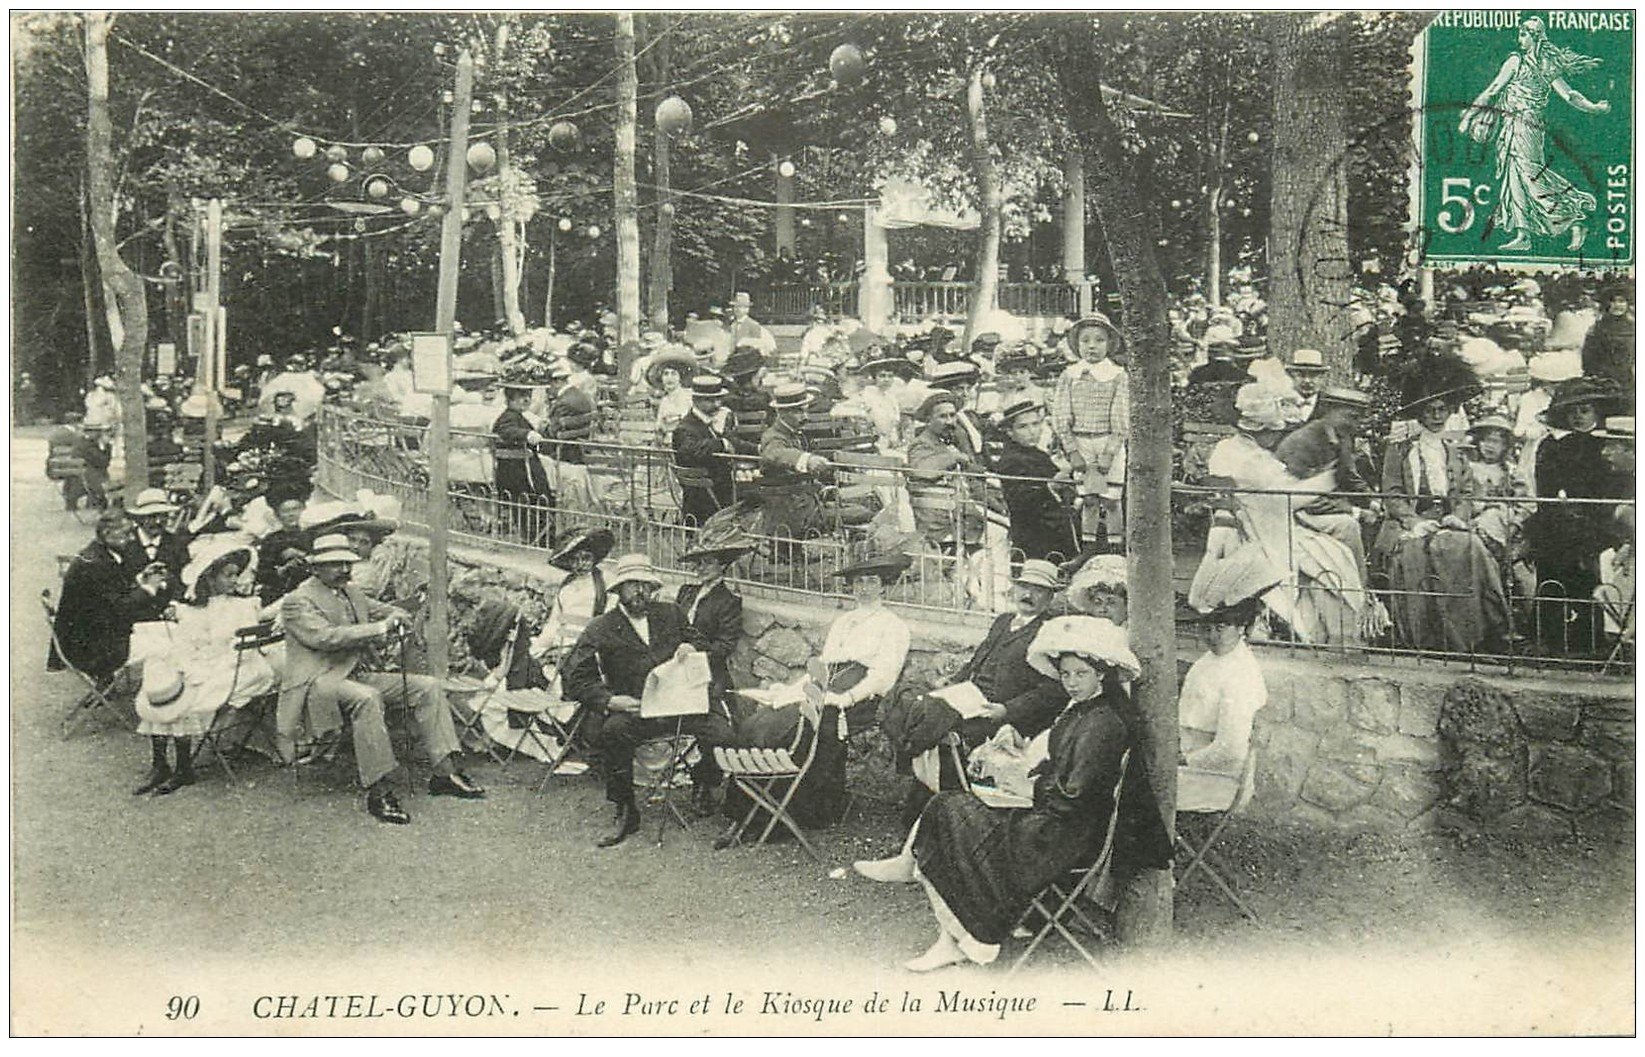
<box><xmin>427</xmin><ymin>50</ymin><xmax>475</xmax><ymax>691</ymax></box>
<box><xmin>613</xmin><ymin>13</ymin><xmax>640</xmax><ymax>357</ymax></box>
<box><xmin>774</xmin><ymin>157</ymin><xmax>796</xmax><ymax>255</ymax></box>
<box><xmin>1062</xmin><ymin>150</ymin><xmax>1088</xmax><ymax>313</ymax></box>
<box><xmin>862</xmin><ymin>205</ymin><xmax>891</xmax><ymax>332</ymax></box>
<box><xmin>202</xmin><ymin>198</ymin><xmax>223</xmax><ymax>491</ymax></box>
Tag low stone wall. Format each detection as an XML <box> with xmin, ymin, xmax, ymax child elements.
<box><xmin>377</xmin><ymin>534</ymin><xmax>1635</xmax><ymax>842</ymax></box>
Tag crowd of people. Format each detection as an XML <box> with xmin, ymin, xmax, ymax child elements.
<box><xmin>37</xmin><ymin>266</ymin><xmax>1633</xmax><ymax>969</ymax></box>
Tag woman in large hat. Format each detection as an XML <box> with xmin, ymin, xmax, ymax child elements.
<box><xmin>1372</xmin><ymin>353</ymin><xmax>1509</xmax><ymax>654</ymax></box>
<box><xmin>854</xmin><ymin>615</ymin><xmax>1171</xmax><ymax>971</ymax></box>
<box><xmin>528</xmin><ymin>528</ymin><xmax>617</xmax><ymax>665</ymax></box>
<box><xmin>131</xmin><ymin>538</ymin><xmax>279</xmax><ymax>796</ymax></box>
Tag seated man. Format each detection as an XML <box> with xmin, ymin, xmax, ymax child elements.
<box><xmin>559</xmin><ymin>553</ymin><xmax>731</xmax><ymax>848</ymax></box>
<box><xmin>122</xmin><ymin>487</ymin><xmax>193</xmax><ymax>613</ymax></box>
<box><xmin>880</xmin><ymin>559</ymin><xmax>1067</xmax><ymax>826</ymax></box>
<box><xmin>278</xmin><ymin>534</ymin><xmax>485</xmax><ymax>825</ymax></box>
<box><xmin>48</xmin><ymin>509</ymin><xmax>170</xmax><ymax>682</ymax></box>
<box><xmin>757</xmin><ymin>382</ymin><xmax>875</xmax><ymax>543</ymax></box>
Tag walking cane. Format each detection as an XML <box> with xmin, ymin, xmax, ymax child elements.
<box><xmin>397</xmin><ymin>627</ymin><xmax>418</xmax><ymax>803</ymax></box>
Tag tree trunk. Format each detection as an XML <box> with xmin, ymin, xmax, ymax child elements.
<box><xmin>494</xmin><ymin>18</ymin><xmax>524</xmax><ymax>335</ymax></box>
<box><xmin>645</xmin><ymin>20</ymin><xmax>673</xmax><ymax>330</ymax></box>
<box><xmin>85</xmin><ymin>11</ymin><xmax>148</xmax><ymax>492</ymax></box>
<box><xmin>1268</xmin><ymin>12</ymin><xmax>1354</xmax><ymax>376</ymax></box>
<box><xmin>612</xmin><ymin>13</ymin><xmax>641</xmax><ymax>381</ymax></box>
<box><xmin>78</xmin><ymin>177</ymin><xmax>111</xmax><ymax>384</ymax></box>
<box><xmin>962</xmin><ymin>65</ymin><xmax>1002</xmax><ymax>349</ymax></box>
<box><xmin>1048</xmin><ymin>17</ymin><xmax>1177</xmax><ymax>947</ymax></box>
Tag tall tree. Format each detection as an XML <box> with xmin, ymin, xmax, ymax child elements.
<box><xmin>84</xmin><ymin>11</ymin><xmax>149</xmax><ymax>491</ymax></box>
<box><xmin>1047</xmin><ymin>13</ymin><xmax>1177</xmax><ymax>947</ymax></box>
<box><xmin>962</xmin><ymin>60</ymin><xmax>1002</xmax><ymax>347</ymax></box>
<box><xmin>1268</xmin><ymin>12</ymin><xmax>1354</xmax><ymax>374</ymax></box>
<box><xmin>612</xmin><ymin>13</ymin><xmax>641</xmax><ymax>367</ymax></box>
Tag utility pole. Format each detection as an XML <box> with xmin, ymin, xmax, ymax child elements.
<box><xmin>201</xmin><ymin>197</ymin><xmax>223</xmax><ymax>490</ymax></box>
<box><xmin>426</xmin><ymin>49</ymin><xmax>475</xmax><ymax>691</ymax></box>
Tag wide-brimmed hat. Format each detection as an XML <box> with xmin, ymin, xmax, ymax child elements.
<box><xmin>1233</xmin><ymin>334</ymin><xmax>1268</xmax><ymax>360</ymax></box>
<box><xmin>769</xmin><ymin>382</ymin><xmax>814</xmax><ymax>410</ymax></box>
<box><xmin>307</xmin><ymin>533</ymin><xmax>362</xmax><ymax>565</ymax></box>
<box><xmin>307</xmin><ymin>508</ymin><xmax>400</xmax><ymax>539</ymax></box>
<box><xmin>999</xmin><ymin>399</ymin><xmax>1045</xmax><ymax>425</ymax></box>
<box><xmin>833</xmin><ymin>551</ymin><xmax>912</xmax><ymax>583</ymax></box>
<box><xmin>689</xmin><ymin>374</ymin><xmax>729</xmax><ymax>399</ymax></box>
<box><xmin>1066</xmin><ymin>313</ymin><xmax>1124</xmax><ymax>353</ymax></box>
<box><xmin>1234</xmin><ymin>381</ymin><xmax>1288</xmax><ymax>433</ymax></box>
<box><xmin>548</xmin><ymin>528</ymin><xmax>615</xmax><ymax>571</ymax></box>
<box><xmin>1544</xmin><ymin>377</ymin><xmax>1617</xmax><ymax>415</ymax></box>
<box><xmin>1025</xmin><ymin>615</ymin><xmax>1141</xmax><ymax>681</ymax></box>
<box><xmin>995</xmin><ymin>350</ymin><xmax>1039</xmax><ymax>375</ymax></box>
<box><xmin>928</xmin><ymin>359</ymin><xmax>981</xmax><ymax>390</ymax></box>
<box><xmin>566</xmin><ymin>342</ymin><xmax>602</xmax><ymax>367</ymax></box>
<box><xmin>180</xmin><ymin>538</ymin><xmax>255</xmax><ymax>601</ymax></box>
<box><xmin>135</xmin><ymin>660</ymin><xmax>190</xmax><ymax>724</ymax></box>
<box><xmin>723</xmin><ymin>347</ymin><xmax>765</xmax><ymax>379</ymax></box>
<box><xmin>1594</xmin><ymin>415</ymin><xmax>1635</xmax><ymax>442</ymax></box>
<box><xmin>128</xmin><ymin>488</ymin><xmax>179</xmax><ymax>517</ymax></box>
<box><xmin>1392</xmin><ymin>352</ymin><xmax>1482</xmax><ymax>419</ymax></box>
<box><xmin>680</xmin><ymin>525</ymin><xmax>759</xmax><ymax>563</ymax></box>
<box><xmin>1287</xmin><ymin>348</ymin><xmax>1327</xmax><ymax>372</ymax></box>
<box><xmin>606</xmin><ymin>553</ymin><xmax>664</xmax><ymax>590</ymax></box>
<box><xmin>970</xmin><ymin>331</ymin><xmax>1003</xmax><ymax>354</ymax></box>
<box><xmin>1206</xmin><ymin>339</ymin><xmax>1240</xmax><ymax>362</ymax></box>
<box><xmin>1317</xmin><ymin>385</ymin><xmax>1373</xmax><ymax>410</ymax></box>
<box><xmin>847</xmin><ymin>328</ymin><xmax>885</xmax><ymax>356</ymax></box>
<box><xmin>1067</xmin><ymin>555</ymin><xmax>1128</xmax><ymax>613</ymax></box>
<box><xmin>1466</xmin><ymin>414</ymin><xmax>1514</xmax><ymax>438</ymax></box>
<box><xmin>1191</xmin><ymin>546</ymin><xmax>1284</xmax><ymax>625</ymax></box>
<box><xmin>644</xmin><ymin>349</ymin><xmax>697</xmax><ymax>390</ymax></box>
<box><xmin>1012</xmin><ymin>559</ymin><xmax>1062</xmax><ymax>592</ymax></box>
<box><xmin>858</xmin><ymin>355</ymin><xmax>918</xmax><ymax>380</ymax></box>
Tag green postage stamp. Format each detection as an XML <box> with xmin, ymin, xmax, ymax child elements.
<box><xmin>1411</xmin><ymin>9</ymin><xmax>1634</xmax><ymax>269</ymax></box>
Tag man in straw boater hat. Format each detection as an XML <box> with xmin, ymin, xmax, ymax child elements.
<box><xmin>758</xmin><ymin>381</ymin><xmax>875</xmax><ymax>545</ymax></box>
<box><xmin>560</xmin><ymin>554</ymin><xmax>731</xmax><ymax>847</ymax></box>
<box><xmin>278</xmin><ymin>534</ymin><xmax>485</xmax><ymax>825</ymax></box>
<box><xmin>1283</xmin><ymin>347</ymin><xmax>1329</xmax><ymax>423</ymax></box>
<box><xmin>1050</xmin><ymin>312</ymin><xmax>1129</xmax><ymax>547</ymax></box>
<box><xmin>491</xmin><ymin>382</ymin><xmax>556</xmax><ymax>546</ymax></box>
<box><xmin>121</xmin><ymin>487</ymin><xmax>190</xmax><ymax>611</ymax></box>
<box><xmin>878</xmin><ymin>558</ymin><xmax>1071</xmax><ymax>828</ymax></box>
<box><xmin>993</xmin><ymin>399</ymin><xmax>1078</xmax><ymax>565</ymax></box>
<box><xmin>907</xmin><ymin>390</ymin><xmax>988</xmax><ymax>557</ymax></box>
<box><xmin>671</xmin><ymin>373</ymin><xmax>740</xmax><ymax>528</ymax></box>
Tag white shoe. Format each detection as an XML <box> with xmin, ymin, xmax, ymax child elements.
<box><xmin>853</xmin><ymin>854</ymin><xmax>916</xmax><ymax>883</ymax></box>
<box><xmin>904</xmin><ymin>934</ymin><xmax>967</xmax><ymax>973</ymax></box>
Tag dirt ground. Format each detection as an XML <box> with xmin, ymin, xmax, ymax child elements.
<box><xmin>8</xmin><ymin>428</ymin><xmax>1635</xmax><ymax>1037</ymax></box>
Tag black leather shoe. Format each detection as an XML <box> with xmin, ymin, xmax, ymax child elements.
<box><xmin>151</xmin><ymin>772</ymin><xmax>196</xmax><ymax>796</ymax></box>
<box><xmin>596</xmin><ymin>802</ymin><xmax>640</xmax><ymax>848</ymax></box>
<box><xmin>429</xmin><ymin>772</ymin><xmax>487</xmax><ymax>799</ymax></box>
<box><xmin>133</xmin><ymin>766</ymin><xmax>171</xmax><ymax>796</ymax></box>
<box><xmin>367</xmin><ymin>789</ymin><xmax>411</xmax><ymax>825</ymax></box>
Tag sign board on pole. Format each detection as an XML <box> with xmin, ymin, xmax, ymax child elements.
<box><xmin>156</xmin><ymin>342</ymin><xmax>176</xmax><ymax>375</ymax></box>
<box><xmin>410</xmin><ymin>331</ymin><xmax>453</xmax><ymax>394</ymax></box>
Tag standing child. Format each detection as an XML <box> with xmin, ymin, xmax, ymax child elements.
<box><xmin>1049</xmin><ymin>314</ymin><xmax>1128</xmax><ymax>548</ymax></box>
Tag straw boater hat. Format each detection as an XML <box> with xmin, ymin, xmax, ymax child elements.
<box><xmin>605</xmin><ymin>553</ymin><xmax>665</xmax><ymax>590</ymax></box>
<box><xmin>1287</xmin><ymin>348</ymin><xmax>1328</xmax><ymax>372</ymax></box>
<box><xmin>307</xmin><ymin>533</ymin><xmax>362</xmax><ymax>565</ymax></box>
<box><xmin>690</xmin><ymin>374</ymin><xmax>729</xmax><ymax>399</ymax></box>
<box><xmin>1066</xmin><ymin>313</ymin><xmax>1124</xmax><ymax>354</ymax></box>
<box><xmin>928</xmin><ymin>359</ymin><xmax>981</xmax><ymax>390</ymax></box>
<box><xmin>1012</xmin><ymin>559</ymin><xmax>1062</xmax><ymax>592</ymax></box>
<box><xmin>127</xmin><ymin>487</ymin><xmax>179</xmax><ymax>517</ymax></box>
<box><xmin>832</xmin><ymin>550</ymin><xmax>912</xmax><ymax>583</ymax></box>
<box><xmin>1316</xmin><ymin>385</ymin><xmax>1373</xmax><ymax>410</ymax></box>
<box><xmin>999</xmin><ymin>399</ymin><xmax>1045</xmax><ymax>425</ymax></box>
<box><xmin>135</xmin><ymin>660</ymin><xmax>190</xmax><ymax>725</ymax></box>
<box><xmin>1025</xmin><ymin>615</ymin><xmax>1141</xmax><ymax>681</ymax></box>
<box><xmin>644</xmin><ymin>348</ymin><xmax>697</xmax><ymax>390</ymax></box>
<box><xmin>769</xmin><ymin>381</ymin><xmax>814</xmax><ymax>410</ymax></box>
<box><xmin>180</xmin><ymin>538</ymin><xmax>256</xmax><ymax>601</ymax></box>
<box><xmin>548</xmin><ymin>528</ymin><xmax>615</xmax><ymax>571</ymax></box>
<box><xmin>1067</xmin><ymin>554</ymin><xmax>1128</xmax><ymax>613</ymax></box>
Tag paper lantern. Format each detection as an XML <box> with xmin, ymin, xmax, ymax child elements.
<box><xmin>586</xmin><ymin>225</ymin><xmax>601</xmax><ymax>239</ymax></box>
<box><xmin>878</xmin><ymin>116</ymin><xmax>897</xmax><ymax>136</ymax></box>
<box><xmin>466</xmin><ymin>142</ymin><xmax>496</xmax><ymax>171</ymax></box>
<box><xmin>829</xmin><ymin>43</ymin><xmax>865</xmax><ymax>86</ymax></box>
<box><xmin>408</xmin><ymin>144</ymin><xmax>435</xmax><ymax>172</ymax></box>
<box><xmin>557</xmin><ymin>217</ymin><xmax>573</xmax><ymax>232</ymax></box>
<box><xmin>778</xmin><ymin>160</ymin><xmax>796</xmax><ymax>179</ymax></box>
<box><xmin>485</xmin><ymin>203</ymin><xmax>502</xmax><ymax>221</ymax></box>
<box><xmin>428</xmin><ymin>203</ymin><xmax>445</xmax><ymax>218</ymax></box>
<box><xmin>362</xmin><ymin>146</ymin><xmax>385</xmax><ymax>165</ymax></box>
<box><xmin>1247</xmin><ymin>131</ymin><xmax>1260</xmax><ymax>144</ymax></box>
<box><xmin>660</xmin><ymin>202</ymin><xmax>675</xmax><ymax>218</ymax></box>
<box><xmin>981</xmin><ymin>71</ymin><xmax>997</xmax><ymax>90</ymax></box>
<box><xmin>548</xmin><ymin>121</ymin><xmax>581</xmax><ymax>152</ymax></box>
<box><xmin>292</xmin><ymin>136</ymin><xmax>317</xmax><ymax>159</ymax></box>
<box><xmin>656</xmin><ymin>95</ymin><xmax>693</xmax><ymax>136</ymax></box>
<box><xmin>325</xmin><ymin>144</ymin><xmax>348</xmax><ymax>163</ymax></box>
<box><xmin>327</xmin><ymin>163</ymin><xmax>350</xmax><ymax>183</ymax></box>
<box><xmin>1170</xmin><ymin>199</ymin><xmax>1182</xmax><ymax>209</ymax></box>
<box><xmin>367</xmin><ymin>178</ymin><xmax>390</xmax><ymax>198</ymax></box>
<box><xmin>400</xmin><ymin>198</ymin><xmax>421</xmax><ymax>216</ymax></box>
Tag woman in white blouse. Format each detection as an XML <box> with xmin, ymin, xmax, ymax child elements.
<box><xmin>1178</xmin><ymin>592</ymin><xmax>1269</xmax><ymax>813</ymax></box>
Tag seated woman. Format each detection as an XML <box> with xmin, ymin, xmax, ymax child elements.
<box><xmin>649</xmin><ymin>354</ymin><xmax>696</xmax><ymax>441</ymax></box>
<box><xmin>1192</xmin><ymin>381</ymin><xmax>1370</xmax><ymax>644</ymax></box>
<box><xmin>1065</xmin><ymin>553</ymin><xmax>1128</xmax><ymax>625</ymax></box>
<box><xmin>527</xmin><ymin>528</ymin><xmax>616</xmax><ymax>675</ymax></box>
<box><xmin>718</xmin><ymin>552</ymin><xmax>912</xmax><ymax>841</ymax></box>
<box><xmin>852</xmin><ymin>616</ymin><xmax>1171</xmax><ymax>971</ymax></box>
<box><xmin>132</xmin><ymin>539</ymin><xmax>281</xmax><ymax>796</ymax></box>
<box><xmin>1178</xmin><ymin>554</ymin><xmax>1278</xmax><ymax>812</ymax></box>
<box><xmin>1372</xmin><ymin>361</ymin><xmax>1510</xmax><ymax>654</ymax></box>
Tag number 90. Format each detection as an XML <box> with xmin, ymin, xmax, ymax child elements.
<box><xmin>165</xmin><ymin>995</ymin><xmax>200</xmax><ymax>1021</ymax></box>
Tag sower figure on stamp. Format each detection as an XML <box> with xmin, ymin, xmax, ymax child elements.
<box><xmin>278</xmin><ymin>534</ymin><xmax>485</xmax><ymax>825</ymax></box>
<box><xmin>559</xmin><ymin>554</ymin><xmax>732</xmax><ymax>847</ymax></box>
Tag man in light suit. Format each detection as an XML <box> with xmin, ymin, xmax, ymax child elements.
<box><xmin>279</xmin><ymin>533</ymin><xmax>484</xmax><ymax>824</ymax></box>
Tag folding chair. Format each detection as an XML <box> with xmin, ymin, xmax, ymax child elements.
<box><xmin>713</xmin><ymin>700</ymin><xmax>824</xmax><ymax>863</ymax></box>
<box><xmin>40</xmin><ymin>587</ymin><xmax>126</xmax><ymax>739</ymax></box>
<box><xmin>629</xmin><ymin>718</ymin><xmax>701</xmax><ymax>845</ymax></box>
<box><xmin>1009</xmin><ymin>749</ymin><xmax>1132</xmax><ymax>973</ymax></box>
<box><xmin>1175</xmin><ymin>749</ymin><xmax>1261</xmax><ymax>924</ymax></box>
<box><xmin>190</xmin><ymin>624</ymin><xmax>285</xmax><ymax>783</ymax></box>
